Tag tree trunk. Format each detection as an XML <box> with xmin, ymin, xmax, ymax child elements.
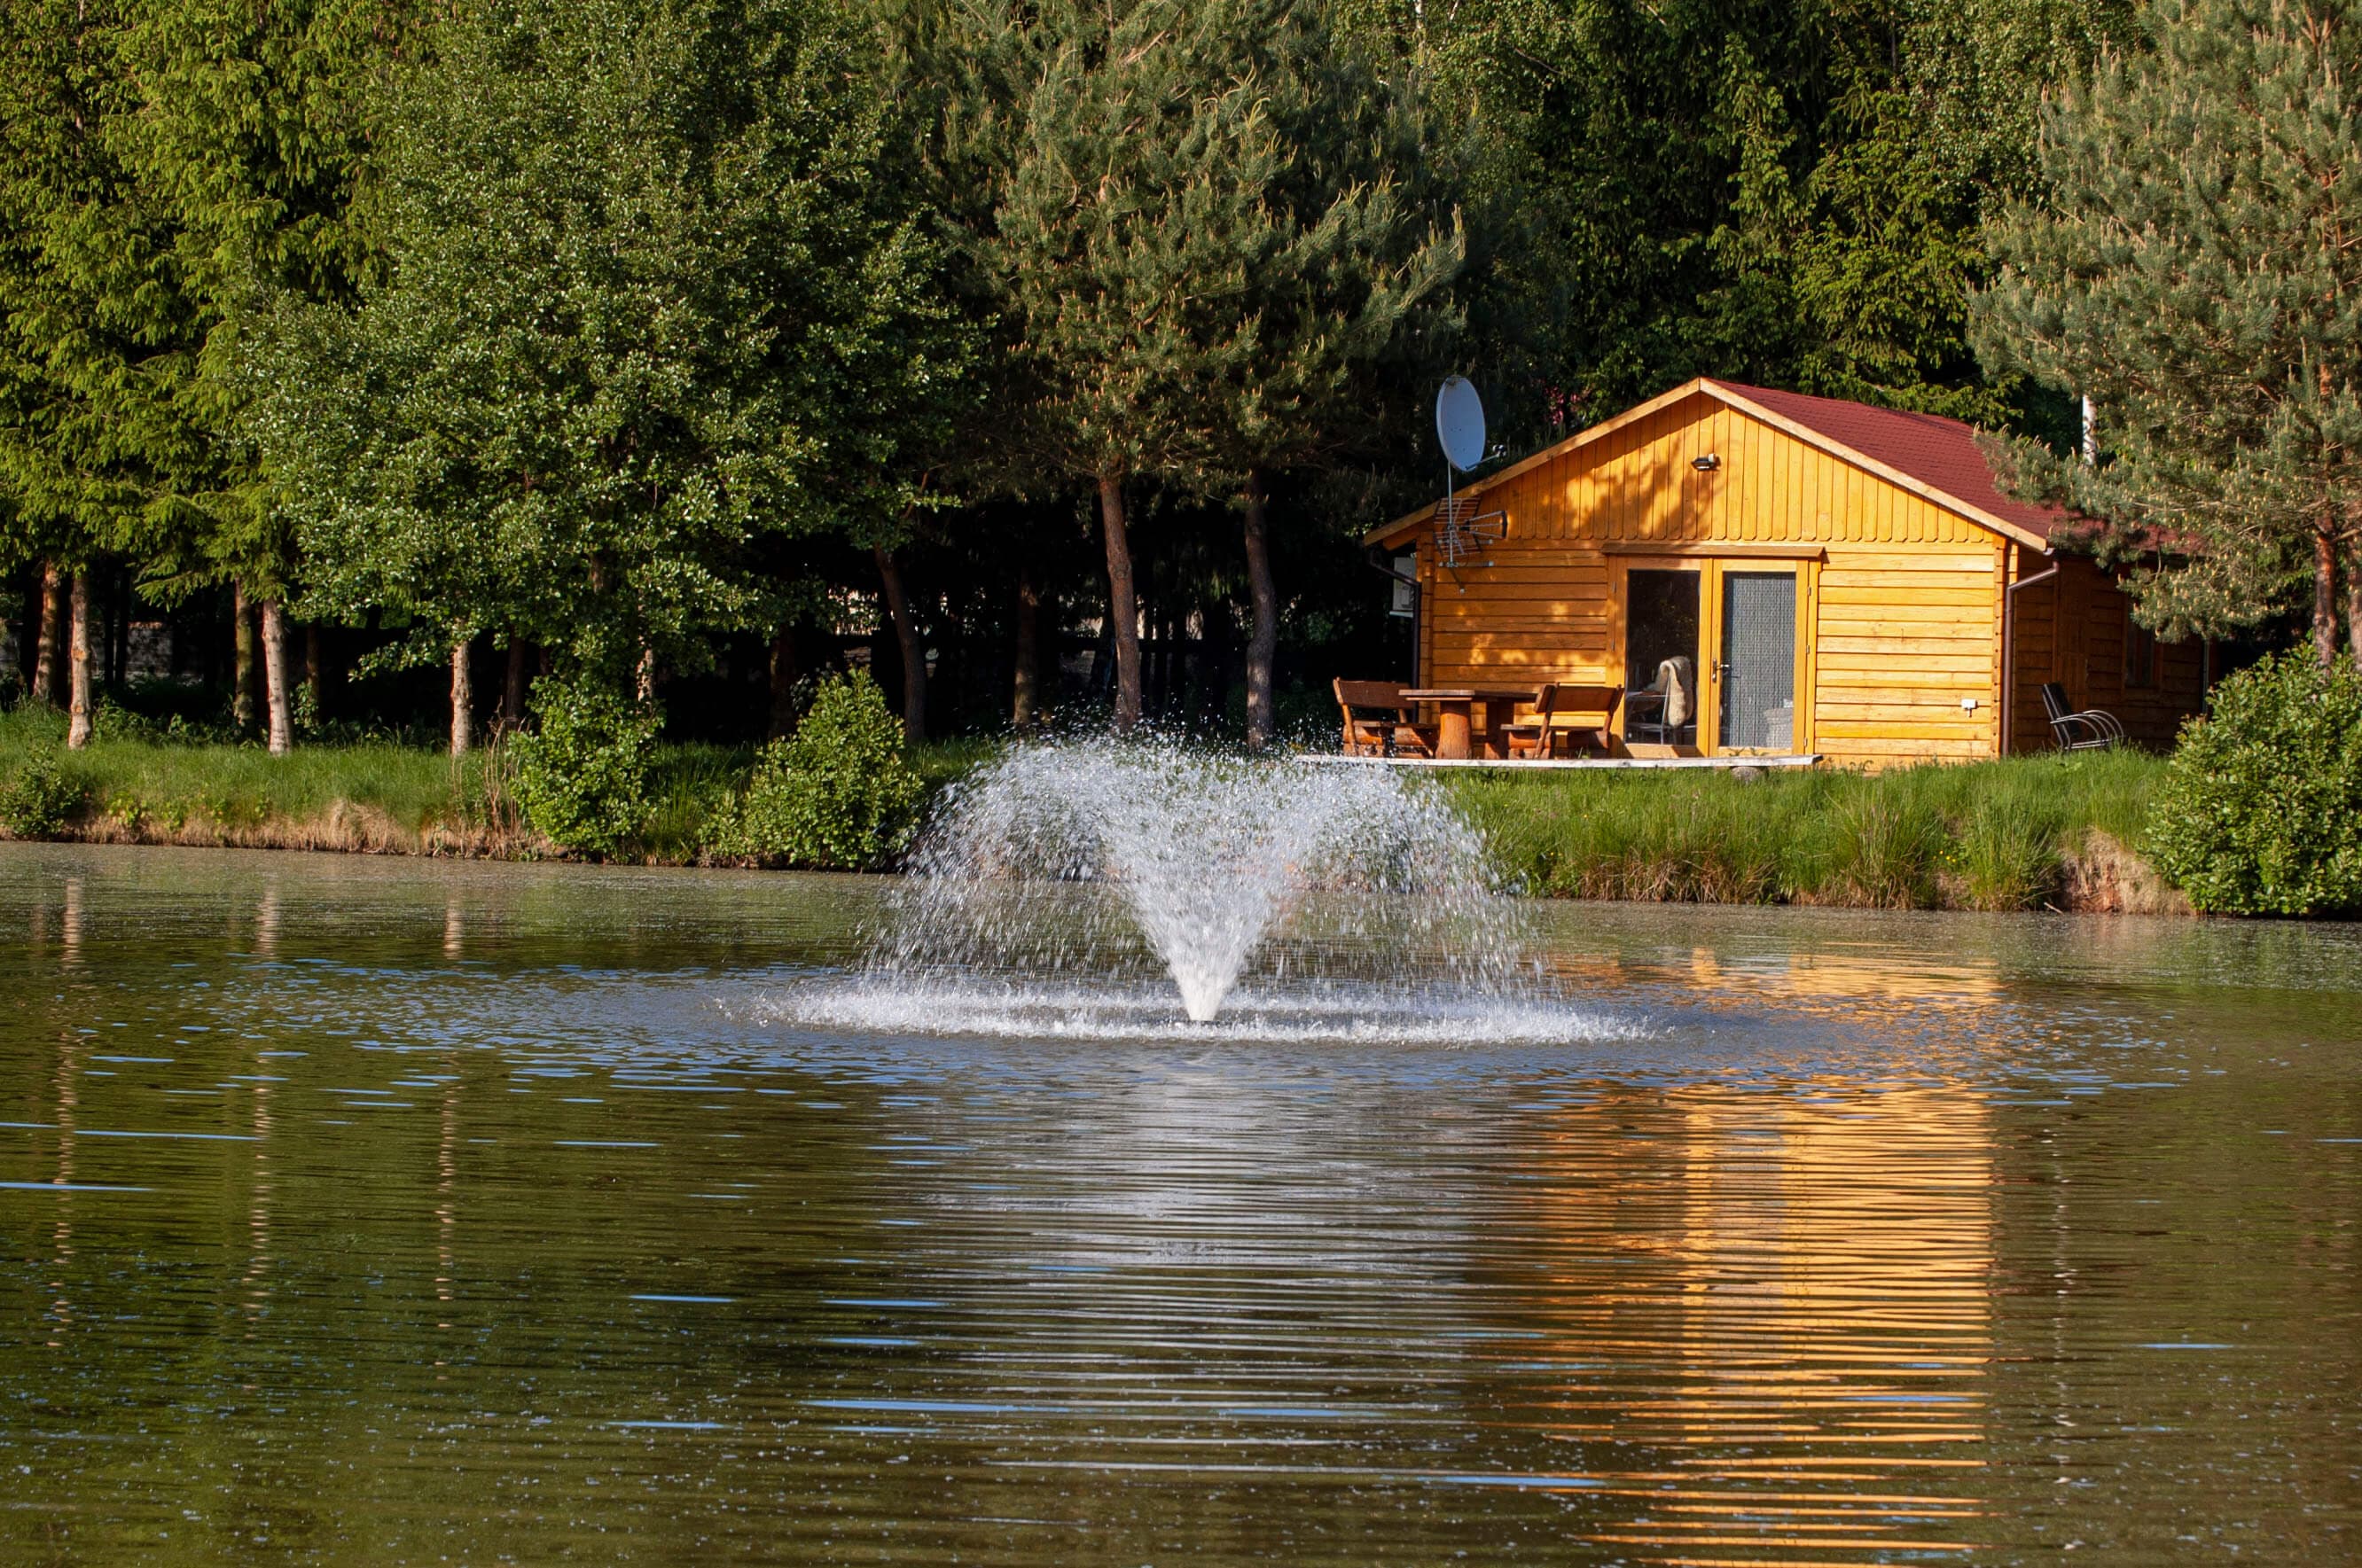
<box><xmin>304</xmin><ymin>624</ymin><xmax>325</xmax><ymax>719</ymax></box>
<box><xmin>1097</xmin><ymin>472</ymin><xmax>1142</xmax><ymax>733</ymax></box>
<box><xmin>232</xmin><ymin>583</ymin><xmax>260</xmax><ymax>737</ymax></box>
<box><xmin>635</xmin><ymin>645</ymin><xmax>657</xmax><ymax>706</ymax></box>
<box><xmin>450</xmin><ymin>638</ymin><xmax>473</xmax><ymax>756</ymax></box>
<box><xmin>66</xmin><ymin>573</ymin><xmax>92</xmax><ymax>749</ymax></box>
<box><xmin>1012</xmin><ymin>565</ymin><xmax>1042</xmax><ymax>729</ymax></box>
<box><xmin>260</xmin><ymin>601</ymin><xmax>293</xmax><ymax>754</ymax></box>
<box><xmin>32</xmin><ymin>562</ymin><xmax>66</xmax><ymax>706</ymax></box>
<box><xmin>2348</xmin><ymin>544</ymin><xmax>2362</xmax><ymax>666</ymax></box>
<box><xmin>767</xmin><ymin>626</ymin><xmax>800</xmax><ymax>739</ymax></box>
<box><xmin>501</xmin><ymin>636</ymin><xmax>529</xmax><ymax>733</ymax></box>
<box><xmin>1242</xmin><ymin>470</ymin><xmax>1280</xmax><ymax>750</ymax></box>
<box><xmin>111</xmin><ymin>568</ymin><xmax>130</xmax><ymax>688</ymax></box>
<box><xmin>873</xmin><ymin>544</ymin><xmax>927</xmax><ymax>745</ymax></box>
<box><xmin>2316</xmin><ymin>525</ymin><xmax>2339</xmax><ymax>671</ymax></box>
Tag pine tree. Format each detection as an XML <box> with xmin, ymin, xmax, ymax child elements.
<box><xmin>1207</xmin><ymin>0</ymin><xmax>1460</xmax><ymax>749</ymax></box>
<box><xmin>928</xmin><ymin>0</ymin><xmax>1390</xmax><ymax>732</ymax></box>
<box><xmin>1975</xmin><ymin>0</ymin><xmax>2362</xmax><ymax>667</ymax></box>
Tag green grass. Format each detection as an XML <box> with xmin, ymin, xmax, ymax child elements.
<box><xmin>1443</xmin><ymin>750</ymin><xmax>2169</xmax><ymax>909</ymax></box>
<box><xmin>4</xmin><ymin>698</ymin><xmax>2168</xmax><ymax>908</ymax></box>
<box><xmin>2</xmin><ymin>700</ymin><xmax>499</xmax><ymax>842</ymax></box>
<box><xmin>0</xmin><ymin>702</ymin><xmax>999</xmax><ymax>862</ymax></box>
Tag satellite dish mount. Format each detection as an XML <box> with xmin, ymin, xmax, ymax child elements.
<box><xmin>1433</xmin><ymin>376</ymin><xmax>1505</xmax><ymax>576</ymax></box>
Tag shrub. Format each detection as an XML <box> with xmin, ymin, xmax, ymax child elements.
<box><xmin>707</xmin><ymin>670</ymin><xmax>923</xmax><ymax>870</ymax></box>
<box><xmin>0</xmin><ymin>745</ymin><xmax>85</xmax><ymax>839</ymax></box>
<box><xmin>512</xmin><ymin>679</ymin><xmax>661</xmax><ymax>857</ymax></box>
<box><xmin>2146</xmin><ymin>652</ymin><xmax>2362</xmax><ymax>916</ymax></box>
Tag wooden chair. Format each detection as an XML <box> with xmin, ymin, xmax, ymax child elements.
<box><xmin>1334</xmin><ymin>679</ymin><xmax>1438</xmax><ymax>757</ymax></box>
<box><xmin>1504</xmin><ymin>683</ymin><xmax>1623</xmax><ymax>758</ymax></box>
<box><xmin>2040</xmin><ymin>682</ymin><xmax>2126</xmax><ymax>752</ymax></box>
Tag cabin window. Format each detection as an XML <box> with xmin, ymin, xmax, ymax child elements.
<box><xmin>2124</xmin><ymin>614</ymin><xmax>2158</xmax><ymax>690</ymax></box>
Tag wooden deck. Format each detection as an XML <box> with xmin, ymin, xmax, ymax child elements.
<box><xmin>1317</xmin><ymin>753</ymin><xmax>1822</xmax><ymax>771</ymax></box>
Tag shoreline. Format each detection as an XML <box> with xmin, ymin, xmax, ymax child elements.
<box><xmin>4</xmin><ymin>803</ymin><xmax>2189</xmax><ymax>917</ymax></box>
<box><xmin>2</xmin><ymin>720</ymin><xmax>2187</xmax><ymax>914</ymax></box>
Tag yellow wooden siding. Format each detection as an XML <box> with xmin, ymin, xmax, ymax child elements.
<box><xmin>2005</xmin><ymin>550</ymin><xmax>2206</xmax><ymax>753</ymax></box>
<box><xmin>1415</xmin><ymin>389</ymin><xmax>2006</xmax><ymax>766</ymax></box>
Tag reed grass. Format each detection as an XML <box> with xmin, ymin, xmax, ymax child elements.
<box><xmin>1443</xmin><ymin>750</ymin><xmax>2171</xmax><ymax>911</ymax></box>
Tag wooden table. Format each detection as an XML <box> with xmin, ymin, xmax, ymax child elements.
<box><xmin>1400</xmin><ymin>688</ymin><xmax>1540</xmax><ymax>760</ymax></box>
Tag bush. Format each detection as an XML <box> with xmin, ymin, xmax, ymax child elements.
<box><xmin>512</xmin><ymin>679</ymin><xmax>661</xmax><ymax>857</ymax></box>
<box><xmin>0</xmin><ymin>745</ymin><xmax>85</xmax><ymax>839</ymax></box>
<box><xmin>706</xmin><ymin>670</ymin><xmax>923</xmax><ymax>870</ymax></box>
<box><xmin>2146</xmin><ymin>652</ymin><xmax>2362</xmax><ymax>916</ymax></box>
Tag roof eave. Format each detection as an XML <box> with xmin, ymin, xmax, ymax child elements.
<box><xmin>1361</xmin><ymin>378</ymin><xmax>1715</xmax><ymax>546</ymax></box>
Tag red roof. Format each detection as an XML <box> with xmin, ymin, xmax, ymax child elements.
<box><xmin>1707</xmin><ymin>380</ymin><xmax>2064</xmax><ymax>542</ymax></box>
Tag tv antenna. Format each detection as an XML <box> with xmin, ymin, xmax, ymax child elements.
<box><xmin>1434</xmin><ymin>376</ymin><xmax>1505</xmax><ymax>575</ymax></box>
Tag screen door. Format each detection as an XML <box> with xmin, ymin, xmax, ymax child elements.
<box><xmin>1717</xmin><ymin>571</ymin><xmax>1797</xmax><ymax>751</ymax></box>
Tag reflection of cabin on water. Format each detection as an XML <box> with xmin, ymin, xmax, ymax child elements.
<box><xmin>1367</xmin><ymin>378</ymin><xmax>2209</xmax><ymax>768</ymax></box>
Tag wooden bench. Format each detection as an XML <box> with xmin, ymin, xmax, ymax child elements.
<box><xmin>1334</xmin><ymin>679</ymin><xmax>1440</xmax><ymax>757</ymax></box>
<box><xmin>1503</xmin><ymin>683</ymin><xmax>1623</xmax><ymax>759</ymax></box>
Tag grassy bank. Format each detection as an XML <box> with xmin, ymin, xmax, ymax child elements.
<box><xmin>4</xmin><ymin>702</ymin><xmax>2176</xmax><ymax>910</ymax></box>
<box><xmin>0</xmin><ymin>704</ymin><xmax>988</xmax><ymax>862</ymax></box>
<box><xmin>1445</xmin><ymin>750</ymin><xmax>2176</xmax><ymax>911</ymax></box>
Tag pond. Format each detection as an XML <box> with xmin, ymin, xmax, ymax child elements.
<box><xmin>3</xmin><ymin>843</ymin><xmax>2358</xmax><ymax>1562</ymax></box>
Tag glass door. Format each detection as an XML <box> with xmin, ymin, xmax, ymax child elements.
<box><xmin>1711</xmin><ymin>569</ymin><xmax>1799</xmax><ymax>753</ymax></box>
<box><xmin>1623</xmin><ymin>567</ymin><xmax>1701</xmax><ymax>748</ymax></box>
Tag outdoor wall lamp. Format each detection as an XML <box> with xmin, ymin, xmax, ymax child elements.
<box><xmin>1691</xmin><ymin>453</ymin><xmax>1721</xmax><ymax>471</ymax></box>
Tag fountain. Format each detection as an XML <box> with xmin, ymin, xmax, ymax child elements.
<box><xmin>757</xmin><ymin>740</ymin><xmax>1653</xmax><ymax>1046</ymax></box>
<box><xmin>880</xmin><ymin>741</ymin><xmax>1518</xmax><ymax>1023</ymax></box>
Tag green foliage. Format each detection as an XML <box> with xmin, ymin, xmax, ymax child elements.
<box><xmin>1976</xmin><ymin>0</ymin><xmax>2362</xmax><ymax>653</ymax></box>
<box><xmin>2146</xmin><ymin>653</ymin><xmax>2362</xmax><ymax>915</ymax></box>
<box><xmin>0</xmin><ymin>742</ymin><xmax>83</xmax><ymax>839</ymax></box>
<box><xmin>706</xmin><ymin>671</ymin><xmax>922</xmax><ymax>870</ymax></box>
<box><xmin>512</xmin><ymin>680</ymin><xmax>661</xmax><ymax>858</ymax></box>
<box><xmin>251</xmin><ymin>0</ymin><xmax>974</xmax><ymax>683</ymax></box>
<box><xmin>1337</xmin><ymin>0</ymin><xmax>2131</xmax><ymax>441</ymax></box>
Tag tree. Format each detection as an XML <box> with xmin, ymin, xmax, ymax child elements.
<box><xmin>1209</xmin><ymin>2</ymin><xmax>1460</xmax><ymax>747</ymax></box>
<box><xmin>113</xmin><ymin>0</ymin><xmax>426</xmax><ymax>753</ymax></box>
<box><xmin>1334</xmin><ymin>0</ymin><xmax>2131</xmax><ymax>445</ymax></box>
<box><xmin>1975</xmin><ymin>0</ymin><xmax>2362</xmax><ymax>668</ymax></box>
<box><xmin>0</xmin><ymin>0</ymin><xmax>199</xmax><ymax>748</ymax></box>
<box><xmin>927</xmin><ymin>0</ymin><xmax>1352</xmax><ymax>732</ymax></box>
<box><xmin>251</xmin><ymin>0</ymin><xmax>973</xmax><ymax>749</ymax></box>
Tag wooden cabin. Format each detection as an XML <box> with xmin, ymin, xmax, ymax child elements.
<box><xmin>1366</xmin><ymin>378</ymin><xmax>2209</xmax><ymax>768</ymax></box>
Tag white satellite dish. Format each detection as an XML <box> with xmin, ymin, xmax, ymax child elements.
<box><xmin>1435</xmin><ymin>376</ymin><xmax>1486</xmax><ymax>472</ymax></box>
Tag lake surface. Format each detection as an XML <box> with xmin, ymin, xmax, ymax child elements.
<box><xmin>2</xmin><ymin>843</ymin><xmax>2357</xmax><ymax>1563</ymax></box>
